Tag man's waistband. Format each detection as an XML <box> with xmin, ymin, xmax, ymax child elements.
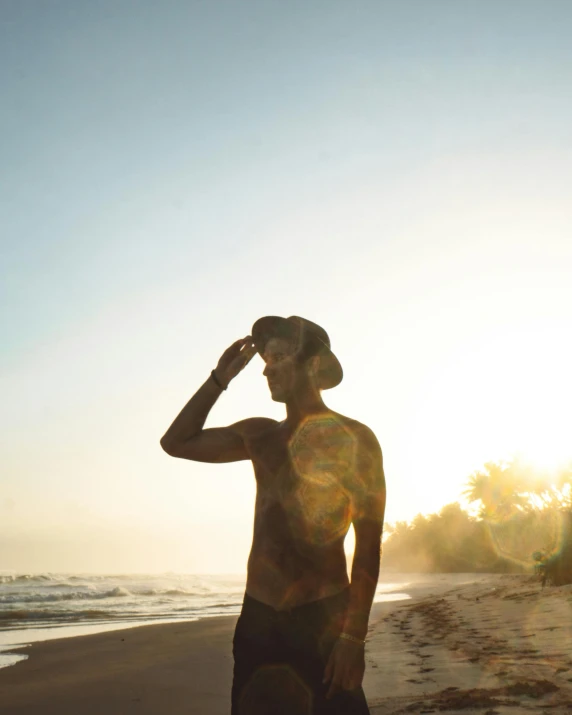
<box><xmin>242</xmin><ymin>587</ymin><xmax>350</xmax><ymax>618</ymax></box>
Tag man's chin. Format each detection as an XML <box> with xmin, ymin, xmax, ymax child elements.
<box><xmin>269</xmin><ymin>388</ymin><xmax>286</xmax><ymax>403</ymax></box>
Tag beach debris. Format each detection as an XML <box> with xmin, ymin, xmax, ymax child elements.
<box><xmin>502</xmin><ymin>679</ymin><xmax>559</xmax><ymax>697</ymax></box>
<box><xmin>398</xmin><ymin>679</ymin><xmax>560</xmax><ymax>713</ymax></box>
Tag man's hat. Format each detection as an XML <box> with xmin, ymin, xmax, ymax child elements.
<box><xmin>251</xmin><ymin>315</ymin><xmax>343</xmax><ymax>390</ymax></box>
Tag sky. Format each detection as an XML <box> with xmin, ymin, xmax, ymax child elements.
<box><xmin>2</xmin><ymin>0</ymin><xmax>572</xmax><ymax>573</ymax></box>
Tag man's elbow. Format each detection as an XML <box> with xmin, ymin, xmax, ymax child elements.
<box><xmin>160</xmin><ymin>436</ymin><xmax>179</xmax><ymax>457</ymax></box>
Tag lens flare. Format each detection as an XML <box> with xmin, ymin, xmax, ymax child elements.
<box><xmin>288</xmin><ymin>414</ymin><xmax>358</xmax><ymax>486</ymax></box>
<box><xmin>483</xmin><ymin>509</ymin><xmax>567</xmax><ymax>569</ymax></box>
<box><xmin>287</xmin><ymin>415</ymin><xmax>358</xmax><ymax>547</ymax></box>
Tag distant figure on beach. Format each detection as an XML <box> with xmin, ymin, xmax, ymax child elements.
<box><xmin>161</xmin><ymin>316</ymin><xmax>386</xmax><ymax>714</ymax></box>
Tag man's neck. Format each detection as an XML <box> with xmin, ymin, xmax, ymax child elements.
<box><xmin>284</xmin><ymin>390</ymin><xmax>328</xmax><ymax>428</ymax></box>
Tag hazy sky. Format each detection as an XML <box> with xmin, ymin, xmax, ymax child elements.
<box><xmin>2</xmin><ymin>0</ymin><xmax>572</xmax><ymax>573</ymax></box>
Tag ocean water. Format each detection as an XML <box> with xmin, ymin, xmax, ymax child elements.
<box><xmin>0</xmin><ymin>572</ymin><xmax>246</xmax><ymax>628</ymax></box>
<box><xmin>0</xmin><ymin>572</ymin><xmax>411</xmax><ymax>669</ymax></box>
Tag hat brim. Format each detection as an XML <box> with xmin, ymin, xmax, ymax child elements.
<box><xmin>251</xmin><ymin>316</ymin><xmax>343</xmax><ymax>390</ymax></box>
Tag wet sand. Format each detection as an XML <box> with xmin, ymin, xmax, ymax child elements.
<box><xmin>1</xmin><ymin>574</ymin><xmax>571</xmax><ymax>714</ymax></box>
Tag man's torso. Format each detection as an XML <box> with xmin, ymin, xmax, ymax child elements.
<box><xmin>243</xmin><ymin>411</ymin><xmax>363</xmax><ymax>610</ymax></box>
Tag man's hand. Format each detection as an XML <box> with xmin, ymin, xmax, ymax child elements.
<box><xmin>214</xmin><ymin>336</ymin><xmax>257</xmax><ymax>389</ymax></box>
<box><xmin>322</xmin><ymin>638</ymin><xmax>365</xmax><ymax>699</ymax></box>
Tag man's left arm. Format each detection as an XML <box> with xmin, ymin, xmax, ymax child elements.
<box><xmin>323</xmin><ymin>425</ymin><xmax>386</xmax><ymax>697</ymax></box>
<box><xmin>344</xmin><ymin>426</ymin><xmax>386</xmax><ymax>640</ymax></box>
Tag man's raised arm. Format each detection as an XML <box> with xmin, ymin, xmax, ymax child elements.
<box><xmin>160</xmin><ymin>336</ymin><xmax>270</xmax><ymax>463</ymax></box>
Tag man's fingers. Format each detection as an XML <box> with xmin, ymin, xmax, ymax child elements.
<box><xmin>343</xmin><ymin>676</ymin><xmax>357</xmax><ymax>691</ymax></box>
<box><xmin>222</xmin><ymin>337</ymin><xmax>254</xmax><ymax>364</ymax></box>
<box><xmin>235</xmin><ymin>345</ymin><xmax>256</xmax><ymax>365</ymax></box>
<box><xmin>228</xmin><ymin>336</ymin><xmax>252</xmax><ymax>351</ymax></box>
<box><xmin>325</xmin><ymin>654</ymin><xmax>342</xmax><ymax>698</ymax></box>
<box><xmin>326</xmin><ymin>678</ymin><xmax>341</xmax><ymax>699</ymax></box>
<box><xmin>231</xmin><ymin>337</ymin><xmax>249</xmax><ymax>349</ymax></box>
<box><xmin>223</xmin><ymin>342</ymin><xmax>244</xmax><ymax>360</ymax></box>
<box><xmin>322</xmin><ymin>655</ymin><xmax>333</xmax><ymax>684</ymax></box>
<box><xmin>241</xmin><ymin>345</ymin><xmax>257</xmax><ymax>362</ymax></box>
<box><xmin>223</xmin><ymin>344</ymin><xmax>257</xmax><ymax>381</ymax></box>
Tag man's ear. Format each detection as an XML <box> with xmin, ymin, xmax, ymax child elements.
<box><xmin>308</xmin><ymin>355</ymin><xmax>321</xmax><ymax>378</ymax></box>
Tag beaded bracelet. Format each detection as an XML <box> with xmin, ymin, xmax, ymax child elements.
<box><xmin>339</xmin><ymin>632</ymin><xmax>366</xmax><ymax>646</ymax></box>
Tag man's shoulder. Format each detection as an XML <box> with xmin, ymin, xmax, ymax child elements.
<box><xmin>329</xmin><ymin>412</ymin><xmax>380</xmax><ymax>446</ymax></box>
<box><xmin>233</xmin><ymin>417</ymin><xmax>280</xmax><ymax>438</ymax></box>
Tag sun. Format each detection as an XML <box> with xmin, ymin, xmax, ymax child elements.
<box><xmin>381</xmin><ymin>317</ymin><xmax>572</xmax><ymax>521</ymax></box>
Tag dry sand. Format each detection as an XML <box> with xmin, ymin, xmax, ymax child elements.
<box><xmin>366</xmin><ymin>575</ymin><xmax>572</xmax><ymax>715</ymax></box>
<box><xmin>1</xmin><ymin>574</ymin><xmax>571</xmax><ymax>714</ymax></box>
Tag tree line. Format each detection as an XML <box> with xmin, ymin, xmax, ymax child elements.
<box><xmin>381</xmin><ymin>458</ymin><xmax>572</xmax><ymax>585</ymax></box>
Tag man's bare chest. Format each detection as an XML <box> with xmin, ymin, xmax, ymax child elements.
<box><xmin>245</xmin><ymin>419</ymin><xmax>356</xmax><ymax>528</ymax></box>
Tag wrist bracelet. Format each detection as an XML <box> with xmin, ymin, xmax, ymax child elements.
<box><xmin>338</xmin><ymin>632</ymin><xmax>366</xmax><ymax>646</ymax></box>
<box><xmin>211</xmin><ymin>369</ymin><xmax>227</xmax><ymax>390</ymax></box>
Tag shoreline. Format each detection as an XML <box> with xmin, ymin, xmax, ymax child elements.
<box><xmin>0</xmin><ymin>572</ymin><xmax>430</xmax><ymax>670</ymax></box>
<box><xmin>1</xmin><ymin>574</ymin><xmax>570</xmax><ymax>714</ymax></box>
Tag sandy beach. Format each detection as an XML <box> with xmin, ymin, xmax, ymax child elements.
<box><xmin>1</xmin><ymin>574</ymin><xmax>571</xmax><ymax>715</ymax></box>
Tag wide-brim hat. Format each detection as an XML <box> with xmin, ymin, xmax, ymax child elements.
<box><xmin>251</xmin><ymin>315</ymin><xmax>343</xmax><ymax>390</ymax></box>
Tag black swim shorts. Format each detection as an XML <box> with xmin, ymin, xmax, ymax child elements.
<box><xmin>231</xmin><ymin>588</ymin><xmax>370</xmax><ymax>715</ymax></box>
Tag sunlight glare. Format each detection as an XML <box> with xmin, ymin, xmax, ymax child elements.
<box><xmin>394</xmin><ymin>318</ymin><xmax>572</xmax><ymax>515</ymax></box>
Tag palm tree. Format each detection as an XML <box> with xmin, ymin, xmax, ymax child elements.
<box><xmin>463</xmin><ymin>461</ymin><xmax>526</xmax><ymax>521</ymax></box>
<box><xmin>464</xmin><ymin>459</ymin><xmax>572</xmax><ymax>585</ymax></box>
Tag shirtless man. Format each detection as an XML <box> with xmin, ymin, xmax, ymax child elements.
<box><xmin>161</xmin><ymin>316</ymin><xmax>386</xmax><ymax>714</ymax></box>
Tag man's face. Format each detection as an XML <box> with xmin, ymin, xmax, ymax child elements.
<box><xmin>262</xmin><ymin>337</ymin><xmax>307</xmax><ymax>402</ymax></box>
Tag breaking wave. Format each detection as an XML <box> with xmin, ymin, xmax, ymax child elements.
<box><xmin>0</xmin><ymin>572</ymin><xmax>246</xmax><ymax>630</ymax></box>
